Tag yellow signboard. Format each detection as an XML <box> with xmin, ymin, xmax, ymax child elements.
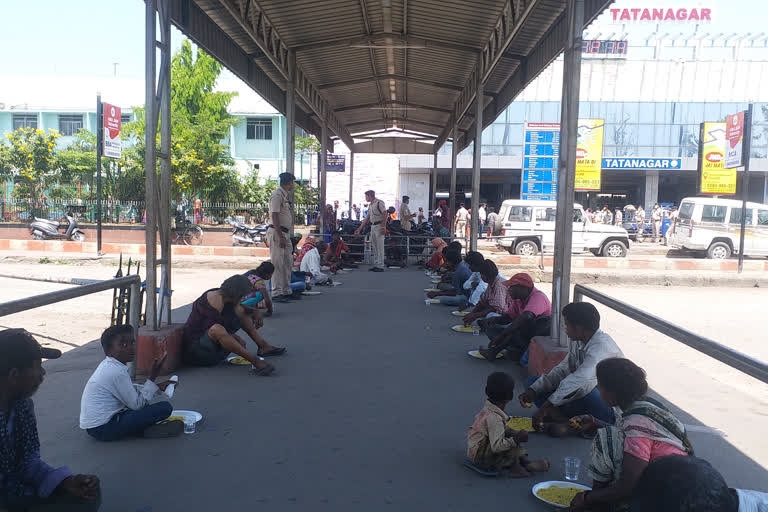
<box><xmin>700</xmin><ymin>122</ymin><xmax>736</xmax><ymax>195</ymax></box>
<box><xmin>575</xmin><ymin>119</ymin><xmax>604</xmax><ymax>191</ymax></box>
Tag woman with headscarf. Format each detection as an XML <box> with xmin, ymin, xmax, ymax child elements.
<box><xmin>568</xmin><ymin>358</ymin><xmax>693</xmax><ymax>512</ymax></box>
<box><xmin>437</xmin><ymin>200</ymin><xmax>451</xmax><ymax>236</ymax></box>
<box><xmin>295</xmin><ymin>236</ymin><xmax>317</xmax><ymax>266</ymax></box>
<box><xmin>426</xmin><ymin>237</ymin><xmax>448</xmax><ymax>270</ymax></box>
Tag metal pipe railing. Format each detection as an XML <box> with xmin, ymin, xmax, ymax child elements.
<box><xmin>573</xmin><ymin>284</ymin><xmax>768</xmax><ymax>385</ymax></box>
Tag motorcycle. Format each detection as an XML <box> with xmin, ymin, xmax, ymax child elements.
<box><xmin>30</xmin><ymin>213</ymin><xmax>86</xmax><ymax>242</ymax></box>
<box><xmin>229</xmin><ymin>219</ymin><xmax>267</xmax><ymax>246</ymax></box>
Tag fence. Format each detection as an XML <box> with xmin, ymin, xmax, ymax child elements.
<box><xmin>573</xmin><ymin>284</ymin><xmax>768</xmax><ymax>385</ymax></box>
<box><xmin>0</xmin><ymin>198</ymin><xmax>318</xmax><ymax>227</ymax></box>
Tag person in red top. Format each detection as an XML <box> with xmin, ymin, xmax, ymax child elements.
<box><xmin>323</xmin><ymin>232</ymin><xmax>356</xmax><ymax>270</ymax></box>
<box><xmin>477</xmin><ymin>273</ymin><xmax>551</xmax><ymax>362</ymax></box>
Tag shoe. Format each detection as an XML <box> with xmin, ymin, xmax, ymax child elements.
<box><xmin>371</xmin><ymin>267</ymin><xmax>384</xmax><ymax>273</ymax></box>
<box><xmin>289</xmin><ymin>292</ymin><xmax>303</xmax><ymax>300</ymax></box>
<box><xmin>273</xmin><ymin>295</ymin><xmax>292</xmax><ymax>303</ymax></box>
<box><xmin>143</xmin><ymin>419</ymin><xmax>184</xmax><ymax>438</ymax></box>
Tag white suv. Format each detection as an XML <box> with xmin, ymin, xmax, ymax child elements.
<box><xmin>496</xmin><ymin>199</ymin><xmax>631</xmax><ymax>257</ymax></box>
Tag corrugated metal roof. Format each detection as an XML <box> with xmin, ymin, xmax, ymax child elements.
<box><xmin>177</xmin><ymin>0</ymin><xmax>612</xmax><ymax>150</ymax></box>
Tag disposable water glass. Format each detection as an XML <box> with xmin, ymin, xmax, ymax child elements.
<box><xmin>184</xmin><ymin>418</ymin><xmax>196</xmax><ymax>434</ymax></box>
<box><xmin>563</xmin><ymin>456</ymin><xmax>581</xmax><ymax>481</ymax></box>
<box><xmin>472</xmin><ymin>327</ymin><xmax>480</xmax><ymax>336</ymax></box>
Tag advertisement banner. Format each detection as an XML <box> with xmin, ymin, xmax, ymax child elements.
<box><xmin>724</xmin><ymin>111</ymin><xmax>745</xmax><ymax>169</ymax></box>
<box><xmin>102</xmin><ymin>102</ymin><xmax>121</xmax><ymax>159</ymax></box>
<box><xmin>700</xmin><ymin>122</ymin><xmax>735</xmax><ymax>195</ymax></box>
<box><xmin>575</xmin><ymin>119</ymin><xmax>604</xmax><ymax>191</ymax></box>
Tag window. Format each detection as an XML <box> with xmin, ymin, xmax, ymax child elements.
<box><xmin>535</xmin><ymin>208</ymin><xmax>557</xmax><ymax>222</ymax></box>
<box><xmin>507</xmin><ymin>206</ymin><xmax>532</xmax><ymax>222</ymax></box>
<box><xmin>701</xmin><ymin>205</ymin><xmax>727</xmax><ymax>223</ymax></box>
<box><xmin>246</xmin><ymin>118</ymin><xmax>272</xmax><ymax>140</ymax></box>
<box><xmin>678</xmin><ymin>202</ymin><xmax>695</xmax><ymax>221</ymax></box>
<box><xmin>121</xmin><ymin>114</ymin><xmax>131</xmax><ymax>125</ymax></box>
<box><xmin>729</xmin><ymin>208</ymin><xmax>753</xmax><ymax>225</ymax></box>
<box><xmin>758</xmin><ymin>210</ymin><xmax>768</xmax><ymax>226</ymax></box>
<box><xmin>58</xmin><ymin>114</ymin><xmax>83</xmax><ymax>136</ymax></box>
<box><xmin>12</xmin><ymin>114</ymin><xmax>38</xmax><ymax>130</ymax></box>
<box><xmin>573</xmin><ymin>209</ymin><xmax>585</xmax><ymax>223</ymax></box>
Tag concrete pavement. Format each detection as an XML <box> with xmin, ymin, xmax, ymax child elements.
<box><xmin>5</xmin><ymin>266</ymin><xmax>765</xmax><ymax>511</ymax></box>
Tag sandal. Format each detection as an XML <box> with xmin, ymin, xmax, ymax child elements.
<box><xmin>252</xmin><ymin>363</ymin><xmax>275</xmax><ymax>376</ymax></box>
<box><xmin>258</xmin><ymin>347</ymin><xmax>286</xmax><ymax>357</ymax></box>
<box><xmin>462</xmin><ymin>459</ymin><xmax>500</xmax><ymax>477</ymax></box>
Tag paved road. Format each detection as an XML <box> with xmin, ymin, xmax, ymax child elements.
<box><xmin>3</xmin><ymin>265</ymin><xmax>767</xmax><ymax>511</ymax></box>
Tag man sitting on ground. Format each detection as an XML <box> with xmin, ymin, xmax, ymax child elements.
<box><xmin>517</xmin><ymin>302</ymin><xmax>623</xmax><ymax>436</ymax></box>
<box><xmin>462</xmin><ymin>260</ymin><xmax>509</xmax><ymax>327</ymax></box>
<box><xmin>300</xmin><ymin>240</ymin><xmax>333</xmax><ymax>286</ymax></box>
<box><xmin>80</xmin><ymin>325</ymin><xmax>181</xmax><ymax>442</ymax></box>
<box><xmin>182</xmin><ymin>275</ymin><xmax>284</xmax><ymax>375</ymax></box>
<box><xmin>427</xmin><ymin>251</ymin><xmax>483</xmax><ymax>306</ymax></box>
<box><xmin>1</xmin><ymin>328</ymin><xmax>101</xmax><ymax>511</ymax></box>
<box><xmin>477</xmin><ymin>273</ymin><xmax>551</xmax><ymax>362</ymax></box>
<box><xmin>324</xmin><ymin>232</ymin><xmax>357</xmax><ymax>270</ymax></box>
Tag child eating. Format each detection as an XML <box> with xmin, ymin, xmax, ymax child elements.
<box><xmin>467</xmin><ymin>372</ymin><xmax>550</xmax><ymax>477</ymax></box>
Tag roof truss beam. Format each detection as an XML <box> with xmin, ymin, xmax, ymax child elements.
<box><xmin>217</xmin><ymin>0</ymin><xmax>354</xmax><ymax>147</ymax></box>
<box><xmin>293</xmin><ymin>32</ymin><xmax>481</xmax><ymax>54</ymax></box>
<box><xmin>318</xmin><ymin>74</ymin><xmax>463</xmax><ymax>92</ymax></box>
<box><xmin>334</xmin><ymin>101</ymin><xmax>452</xmax><ymax>114</ymax></box>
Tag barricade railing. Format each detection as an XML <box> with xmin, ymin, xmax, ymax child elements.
<box><xmin>573</xmin><ymin>284</ymin><xmax>768</xmax><ymax>385</ymax></box>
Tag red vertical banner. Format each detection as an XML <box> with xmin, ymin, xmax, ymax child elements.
<box><xmin>102</xmin><ymin>102</ymin><xmax>122</xmax><ymax>159</ymax></box>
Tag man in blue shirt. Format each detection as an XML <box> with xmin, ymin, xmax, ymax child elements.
<box><xmin>1</xmin><ymin>328</ymin><xmax>100</xmax><ymax>510</ymax></box>
<box><xmin>426</xmin><ymin>251</ymin><xmax>484</xmax><ymax>306</ymax></box>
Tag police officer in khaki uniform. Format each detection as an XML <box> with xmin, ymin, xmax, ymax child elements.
<box><xmin>355</xmin><ymin>190</ymin><xmax>387</xmax><ymax>272</ymax></box>
<box><xmin>268</xmin><ymin>173</ymin><xmax>295</xmax><ymax>302</ymax></box>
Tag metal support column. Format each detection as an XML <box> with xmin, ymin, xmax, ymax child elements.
<box><xmin>431</xmin><ymin>153</ymin><xmax>438</xmax><ymax>217</ymax></box>
<box><xmin>285</xmin><ymin>50</ymin><xmax>296</xmax><ymax>175</ymax></box>
<box><xmin>157</xmin><ymin>0</ymin><xmax>172</xmax><ymax>325</ymax></box>
<box><xmin>143</xmin><ymin>0</ymin><xmax>158</xmax><ymax>330</ymax></box>
<box><xmin>95</xmin><ymin>94</ymin><xmax>103</xmax><ymax>255</ymax></box>
<box><xmin>319</xmin><ymin>121</ymin><xmax>328</xmax><ymax>233</ymax></box>
<box><xmin>470</xmin><ymin>69</ymin><xmax>483</xmax><ymax>252</ymax></box>
<box><xmin>551</xmin><ymin>0</ymin><xmax>584</xmax><ymax>346</ymax></box>
<box><xmin>737</xmin><ymin>103</ymin><xmax>753</xmax><ymax>274</ymax></box>
<box><xmin>450</xmin><ymin>122</ymin><xmax>458</xmax><ymax>233</ymax></box>
<box><xmin>348</xmin><ymin>152</ymin><xmax>354</xmax><ymax>219</ymax></box>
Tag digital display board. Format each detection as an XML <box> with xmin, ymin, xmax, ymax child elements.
<box><xmin>582</xmin><ymin>40</ymin><xmax>628</xmax><ymax>56</ymax></box>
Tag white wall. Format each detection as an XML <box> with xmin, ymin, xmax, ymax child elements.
<box><xmin>398</xmin><ymin>173</ymin><xmax>430</xmax><ymax>218</ymax></box>
<box><xmin>323</xmin><ymin>143</ymin><xmax>400</xmax><ymax>211</ymax></box>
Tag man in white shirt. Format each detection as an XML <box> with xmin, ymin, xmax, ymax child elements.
<box><xmin>80</xmin><ymin>325</ymin><xmax>180</xmax><ymax>441</ymax></box>
<box><xmin>300</xmin><ymin>240</ymin><xmax>331</xmax><ymax>285</ymax></box>
<box><xmin>455</xmin><ymin>203</ymin><xmax>469</xmax><ymax>239</ymax></box>
<box><xmin>399</xmin><ymin>195</ymin><xmax>416</xmax><ymax>231</ymax></box>
<box><xmin>478</xmin><ymin>203</ymin><xmax>487</xmax><ymax>237</ymax></box>
<box><xmin>518</xmin><ymin>302</ymin><xmax>623</xmax><ymax>436</ymax></box>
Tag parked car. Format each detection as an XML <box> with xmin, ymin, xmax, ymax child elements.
<box><xmin>496</xmin><ymin>200</ymin><xmax>631</xmax><ymax>257</ymax></box>
<box><xmin>669</xmin><ymin>197</ymin><xmax>768</xmax><ymax>259</ymax></box>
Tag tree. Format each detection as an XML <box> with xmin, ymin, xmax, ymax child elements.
<box><xmin>295</xmin><ymin>134</ymin><xmax>321</xmax><ymax>182</ymax></box>
<box><xmin>122</xmin><ymin>39</ymin><xmax>242</xmax><ymax>200</ymax></box>
<box><xmin>0</xmin><ymin>127</ymin><xmax>61</xmax><ymax>201</ymax></box>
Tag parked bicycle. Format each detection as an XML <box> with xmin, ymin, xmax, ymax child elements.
<box><xmin>172</xmin><ymin>213</ymin><xmax>204</xmax><ymax>245</ymax></box>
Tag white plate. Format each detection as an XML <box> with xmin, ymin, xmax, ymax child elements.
<box><xmin>431</xmin><ymin>279</ymin><xmax>441</xmax><ymax>284</ymax></box>
<box><xmin>424</xmin><ymin>299</ymin><xmax>440</xmax><ymax>304</ymax></box>
<box><xmin>170</xmin><ymin>409</ymin><xmax>203</xmax><ymax>424</ymax></box>
<box><xmin>451</xmin><ymin>325</ymin><xmax>476</xmax><ymax>333</ymax></box>
<box><xmin>302</xmin><ymin>291</ymin><xmax>322</xmax><ymax>296</ymax></box>
<box><xmin>531</xmin><ymin>481</ymin><xmax>591</xmax><ymax>509</ymax></box>
<box><xmin>467</xmin><ymin>349</ymin><xmax>504</xmax><ymax>360</ymax></box>
<box><xmin>226</xmin><ymin>355</ymin><xmax>251</xmax><ymax>365</ymax></box>
<box><xmin>424</xmin><ymin>288</ymin><xmax>440</xmax><ymax>292</ymax></box>
<box><xmin>451</xmin><ymin>310</ymin><xmax>469</xmax><ymax>317</ymax></box>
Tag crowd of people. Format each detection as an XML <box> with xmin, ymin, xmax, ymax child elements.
<box><xmin>586</xmin><ymin>203</ymin><xmax>675</xmax><ymax>243</ymax></box>
<box><xmin>421</xmin><ymin>245</ymin><xmax>766</xmax><ymax>510</ymax></box>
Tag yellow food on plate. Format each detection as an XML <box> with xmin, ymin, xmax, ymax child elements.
<box><xmin>506</xmin><ymin>417</ymin><xmax>534</xmax><ymax>431</ymax></box>
<box><xmin>228</xmin><ymin>356</ymin><xmax>250</xmax><ymax>365</ymax></box>
<box><xmin>167</xmin><ymin>416</ymin><xmax>185</xmax><ymax>422</ymax></box>
<box><xmin>536</xmin><ymin>486</ymin><xmax>585</xmax><ymax>506</ymax></box>
<box><xmin>452</xmin><ymin>311</ymin><xmax>469</xmax><ymax>316</ymax></box>
<box><xmin>570</xmin><ymin>418</ymin><xmax>581</xmax><ymax>428</ymax></box>
<box><xmin>451</xmin><ymin>325</ymin><xmax>475</xmax><ymax>333</ymax></box>
<box><xmin>522</xmin><ymin>402</ymin><xmax>533</xmax><ymax>408</ymax></box>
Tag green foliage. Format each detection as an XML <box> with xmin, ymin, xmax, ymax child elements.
<box><xmin>0</xmin><ymin>127</ymin><xmax>61</xmax><ymax>200</ymax></box>
<box><xmin>295</xmin><ymin>134</ymin><xmax>320</xmax><ymax>156</ymax></box>
<box><xmin>294</xmin><ymin>181</ymin><xmax>319</xmax><ymax>205</ymax></box>
<box><xmin>243</xmin><ymin>168</ymin><xmax>277</xmax><ymax>205</ymax></box>
<box><xmin>122</xmin><ymin>39</ymin><xmax>241</xmax><ymax>199</ymax></box>
<box><xmin>57</xmin><ymin>129</ymin><xmax>97</xmax><ymax>185</ymax></box>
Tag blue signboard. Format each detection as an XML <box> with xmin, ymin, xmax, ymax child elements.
<box><xmin>319</xmin><ymin>153</ymin><xmax>346</xmax><ymax>172</ymax></box>
<box><xmin>602</xmin><ymin>157</ymin><xmax>682</xmax><ymax>170</ymax></box>
<box><xmin>521</xmin><ymin>123</ymin><xmax>560</xmax><ymax>200</ymax></box>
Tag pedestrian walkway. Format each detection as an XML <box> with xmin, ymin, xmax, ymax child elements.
<box><xmin>33</xmin><ymin>267</ymin><xmax>766</xmax><ymax>511</ymax></box>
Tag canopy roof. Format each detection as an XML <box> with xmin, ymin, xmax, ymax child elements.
<box><xmin>168</xmin><ymin>0</ymin><xmax>611</xmax><ymax>153</ymax></box>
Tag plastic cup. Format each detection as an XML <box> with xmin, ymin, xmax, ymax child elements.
<box><xmin>184</xmin><ymin>418</ymin><xmax>196</xmax><ymax>435</ymax></box>
<box><xmin>564</xmin><ymin>456</ymin><xmax>581</xmax><ymax>481</ymax></box>
<box><xmin>472</xmin><ymin>327</ymin><xmax>480</xmax><ymax>336</ymax></box>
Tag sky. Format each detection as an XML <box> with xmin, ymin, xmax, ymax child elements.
<box><xmin>0</xmin><ymin>0</ymin><xmax>765</xmax><ymax>81</ymax></box>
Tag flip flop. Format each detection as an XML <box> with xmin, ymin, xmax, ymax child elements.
<box><xmin>258</xmin><ymin>347</ymin><xmax>286</xmax><ymax>357</ymax></box>
<box><xmin>252</xmin><ymin>363</ymin><xmax>275</xmax><ymax>376</ymax></box>
<box><xmin>462</xmin><ymin>459</ymin><xmax>500</xmax><ymax>477</ymax></box>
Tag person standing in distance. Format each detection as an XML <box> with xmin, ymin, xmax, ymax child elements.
<box><xmin>399</xmin><ymin>196</ymin><xmax>417</xmax><ymax>231</ymax></box>
<box><xmin>268</xmin><ymin>173</ymin><xmax>295</xmax><ymax>303</ymax></box>
<box><xmin>355</xmin><ymin>190</ymin><xmax>387</xmax><ymax>272</ymax></box>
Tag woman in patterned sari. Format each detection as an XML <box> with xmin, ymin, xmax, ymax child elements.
<box><xmin>568</xmin><ymin>358</ymin><xmax>693</xmax><ymax>511</ymax></box>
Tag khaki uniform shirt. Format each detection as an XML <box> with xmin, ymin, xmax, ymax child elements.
<box><xmin>399</xmin><ymin>203</ymin><xmax>413</xmax><ymax>231</ymax></box>
<box><xmin>367</xmin><ymin>198</ymin><xmax>387</xmax><ymax>225</ymax></box>
<box><xmin>269</xmin><ymin>187</ymin><xmax>293</xmax><ymax>229</ymax></box>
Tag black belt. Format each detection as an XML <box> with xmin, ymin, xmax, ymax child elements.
<box><xmin>371</xmin><ymin>221</ymin><xmax>382</xmax><ymax>226</ymax></box>
<box><xmin>267</xmin><ymin>225</ymin><xmax>289</xmax><ymax>233</ymax></box>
